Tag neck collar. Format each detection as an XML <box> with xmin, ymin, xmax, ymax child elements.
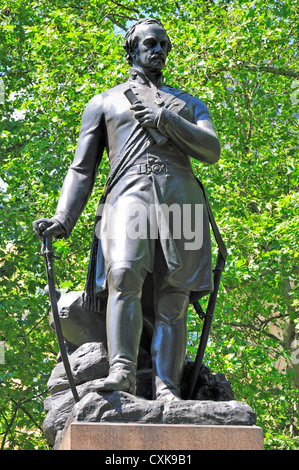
<box><xmin>129</xmin><ymin>67</ymin><xmax>165</xmax><ymax>88</ymax></box>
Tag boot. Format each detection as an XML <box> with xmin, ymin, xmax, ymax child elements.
<box><xmin>100</xmin><ymin>264</ymin><xmax>145</xmax><ymax>395</ymax></box>
<box><xmin>97</xmin><ymin>369</ymin><xmax>136</xmax><ymax>395</ymax></box>
<box><xmin>151</xmin><ymin>289</ymin><xmax>189</xmax><ymax>401</ymax></box>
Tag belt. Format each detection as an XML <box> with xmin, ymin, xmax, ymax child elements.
<box><xmin>138</xmin><ymin>162</ymin><xmax>166</xmax><ymax>174</ymax></box>
<box><xmin>125</xmin><ymin>161</ymin><xmax>192</xmax><ymax>176</ymax></box>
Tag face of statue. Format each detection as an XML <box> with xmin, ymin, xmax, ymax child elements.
<box><xmin>131</xmin><ymin>23</ymin><xmax>169</xmax><ymax>73</ymax></box>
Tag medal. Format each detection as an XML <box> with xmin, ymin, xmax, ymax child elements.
<box><xmin>154</xmin><ymin>90</ymin><xmax>164</xmax><ymax>106</ymax></box>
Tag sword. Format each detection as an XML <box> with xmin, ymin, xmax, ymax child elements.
<box><xmin>38</xmin><ymin>234</ymin><xmax>79</xmax><ymax>403</ymax></box>
<box><xmin>185</xmin><ymin>180</ymin><xmax>228</xmax><ymax>400</ymax></box>
<box><xmin>186</xmin><ymin>251</ymin><xmax>226</xmax><ymax>399</ymax></box>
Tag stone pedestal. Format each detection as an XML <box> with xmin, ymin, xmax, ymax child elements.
<box><xmin>56</xmin><ymin>422</ymin><xmax>264</xmax><ymax>451</ymax></box>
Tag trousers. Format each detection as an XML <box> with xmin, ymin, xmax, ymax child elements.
<box><xmin>106</xmin><ymin>261</ymin><xmax>190</xmax><ymax>398</ymax></box>
<box><xmin>99</xmin><ymin>155</ymin><xmax>211</xmax><ymax>397</ymax></box>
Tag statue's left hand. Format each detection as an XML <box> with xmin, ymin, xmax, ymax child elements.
<box><xmin>131</xmin><ymin>103</ymin><xmax>159</xmax><ymax>129</ymax></box>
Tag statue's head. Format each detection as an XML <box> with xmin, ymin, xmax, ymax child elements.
<box><xmin>123</xmin><ymin>18</ymin><xmax>172</xmax><ymax>72</ymax></box>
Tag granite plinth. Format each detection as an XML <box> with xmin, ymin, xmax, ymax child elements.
<box><xmin>56</xmin><ymin>422</ymin><xmax>264</xmax><ymax>451</ymax></box>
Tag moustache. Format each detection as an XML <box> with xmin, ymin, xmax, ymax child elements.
<box><xmin>149</xmin><ymin>54</ymin><xmax>165</xmax><ymax>61</ymax></box>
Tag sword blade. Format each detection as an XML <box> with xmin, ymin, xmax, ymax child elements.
<box><xmin>43</xmin><ymin>236</ymin><xmax>79</xmax><ymax>403</ymax></box>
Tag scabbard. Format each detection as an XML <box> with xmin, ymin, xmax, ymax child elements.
<box><xmin>185</xmin><ymin>180</ymin><xmax>227</xmax><ymax>400</ymax></box>
<box><xmin>186</xmin><ymin>251</ymin><xmax>226</xmax><ymax>399</ymax></box>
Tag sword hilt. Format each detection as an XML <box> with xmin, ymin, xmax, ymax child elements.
<box><xmin>124</xmin><ymin>88</ymin><xmax>168</xmax><ymax>146</ymax></box>
<box><xmin>36</xmin><ymin>236</ymin><xmax>61</xmax><ymax>260</ymax></box>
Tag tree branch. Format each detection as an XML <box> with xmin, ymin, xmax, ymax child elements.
<box><xmin>9</xmin><ymin>397</ymin><xmax>43</xmax><ymax>432</ymax></box>
<box><xmin>225</xmin><ymin>321</ymin><xmax>284</xmax><ymax>344</ymax></box>
<box><xmin>27</xmin><ymin>309</ymin><xmax>50</xmax><ymax>336</ymax></box>
<box><xmin>204</xmin><ymin>62</ymin><xmax>299</xmax><ymax>85</ymax></box>
<box><xmin>0</xmin><ymin>400</ymin><xmax>21</xmax><ymax>450</ymax></box>
<box><xmin>109</xmin><ymin>0</ymin><xmax>140</xmax><ymax>14</ymax></box>
<box><xmin>237</xmin><ymin>61</ymin><xmax>299</xmax><ymax>79</ymax></box>
<box><xmin>106</xmin><ymin>14</ymin><xmax>128</xmax><ymax>32</ymax></box>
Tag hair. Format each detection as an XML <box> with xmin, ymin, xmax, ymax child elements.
<box><xmin>123</xmin><ymin>18</ymin><xmax>172</xmax><ymax>66</ymax></box>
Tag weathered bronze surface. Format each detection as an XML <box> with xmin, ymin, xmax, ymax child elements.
<box><xmin>33</xmin><ymin>18</ymin><xmax>221</xmax><ymax>401</ymax></box>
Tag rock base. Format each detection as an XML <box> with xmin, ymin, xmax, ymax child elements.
<box><xmin>51</xmin><ymin>390</ymin><xmax>258</xmax><ymax>449</ymax></box>
<box><xmin>56</xmin><ymin>422</ymin><xmax>264</xmax><ymax>451</ymax></box>
<box><xmin>44</xmin><ymin>342</ymin><xmax>237</xmax><ymax>447</ymax></box>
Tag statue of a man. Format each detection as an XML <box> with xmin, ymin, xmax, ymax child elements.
<box><xmin>33</xmin><ymin>18</ymin><xmax>220</xmax><ymax>401</ymax></box>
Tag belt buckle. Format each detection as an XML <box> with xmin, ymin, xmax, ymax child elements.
<box><xmin>138</xmin><ymin>164</ymin><xmax>147</xmax><ymax>174</ymax></box>
<box><xmin>149</xmin><ymin>163</ymin><xmax>166</xmax><ymax>174</ymax></box>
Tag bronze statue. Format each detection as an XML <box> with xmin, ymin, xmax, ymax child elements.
<box><xmin>33</xmin><ymin>18</ymin><xmax>221</xmax><ymax>402</ymax></box>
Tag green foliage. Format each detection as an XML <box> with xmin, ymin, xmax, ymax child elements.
<box><xmin>1</xmin><ymin>0</ymin><xmax>298</xmax><ymax>449</ymax></box>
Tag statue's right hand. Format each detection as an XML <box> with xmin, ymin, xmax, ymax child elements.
<box><xmin>32</xmin><ymin>218</ymin><xmax>65</xmax><ymax>239</ymax></box>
